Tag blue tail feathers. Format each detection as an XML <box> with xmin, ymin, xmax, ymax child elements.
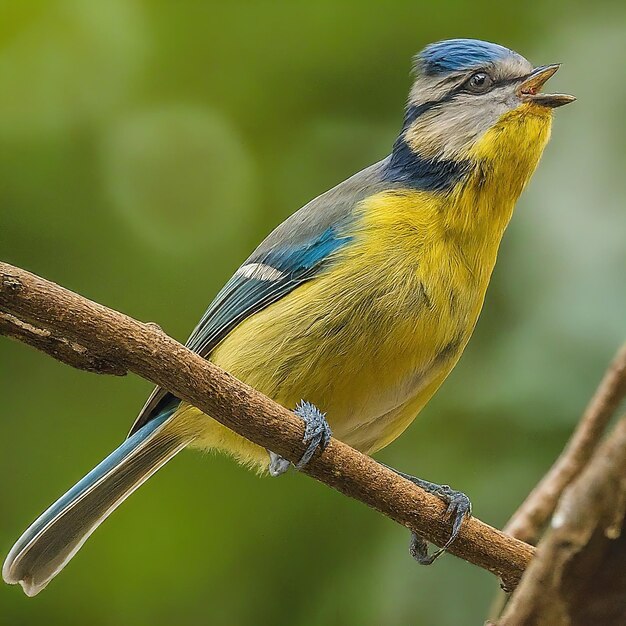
<box><xmin>3</xmin><ymin>407</ymin><xmax>185</xmax><ymax>596</ymax></box>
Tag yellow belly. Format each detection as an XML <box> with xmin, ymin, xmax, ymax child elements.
<box><xmin>181</xmin><ymin>187</ymin><xmax>507</xmax><ymax>471</ymax></box>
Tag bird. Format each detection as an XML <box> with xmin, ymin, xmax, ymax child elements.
<box><xmin>3</xmin><ymin>38</ymin><xmax>574</xmax><ymax>596</ymax></box>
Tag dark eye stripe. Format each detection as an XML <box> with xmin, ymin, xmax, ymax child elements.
<box><xmin>403</xmin><ymin>70</ymin><xmax>532</xmax><ymax>128</ymax></box>
<box><xmin>403</xmin><ymin>83</ymin><xmax>475</xmax><ymax>127</ymax></box>
<box><xmin>403</xmin><ymin>89</ymin><xmax>461</xmax><ymax>127</ymax></box>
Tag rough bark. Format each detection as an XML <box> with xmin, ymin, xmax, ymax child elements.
<box><xmin>497</xmin><ymin>416</ymin><xmax>626</xmax><ymax>625</ymax></box>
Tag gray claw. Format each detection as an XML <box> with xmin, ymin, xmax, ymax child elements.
<box><xmin>268</xmin><ymin>451</ymin><xmax>291</xmax><ymax>477</ymax></box>
<box><xmin>383</xmin><ymin>466</ymin><xmax>472</xmax><ymax>565</ymax></box>
<box><xmin>294</xmin><ymin>400</ymin><xmax>332</xmax><ymax>469</ymax></box>
<box><xmin>267</xmin><ymin>401</ymin><xmax>332</xmax><ymax>476</ymax></box>
<box><xmin>410</xmin><ymin>485</ymin><xmax>471</xmax><ymax>565</ymax></box>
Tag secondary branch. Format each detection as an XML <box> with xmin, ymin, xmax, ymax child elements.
<box><xmin>505</xmin><ymin>343</ymin><xmax>626</xmax><ymax>544</ymax></box>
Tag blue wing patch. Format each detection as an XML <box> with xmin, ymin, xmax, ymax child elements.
<box><xmin>128</xmin><ymin>226</ymin><xmax>352</xmax><ymax>436</ymax></box>
<box><xmin>186</xmin><ymin>226</ymin><xmax>351</xmax><ymax>355</ymax></box>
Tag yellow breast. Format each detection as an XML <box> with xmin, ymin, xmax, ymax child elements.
<box><xmin>183</xmin><ymin>106</ymin><xmax>552</xmax><ymax>469</ymax></box>
<box><xmin>195</xmin><ymin>192</ymin><xmax>504</xmax><ymax>464</ymax></box>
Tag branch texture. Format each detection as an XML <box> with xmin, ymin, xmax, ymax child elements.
<box><xmin>505</xmin><ymin>343</ymin><xmax>626</xmax><ymax>544</ymax></box>
<box><xmin>498</xmin><ymin>415</ymin><xmax>626</xmax><ymax>625</ymax></box>
<box><xmin>0</xmin><ymin>261</ymin><xmax>534</xmax><ymax>589</ymax></box>
<box><xmin>0</xmin><ymin>311</ymin><xmax>127</xmax><ymax>376</ymax></box>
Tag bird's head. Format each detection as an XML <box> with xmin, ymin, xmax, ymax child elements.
<box><xmin>397</xmin><ymin>39</ymin><xmax>575</xmax><ymax>169</ymax></box>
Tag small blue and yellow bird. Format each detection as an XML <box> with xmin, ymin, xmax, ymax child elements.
<box><xmin>3</xmin><ymin>38</ymin><xmax>574</xmax><ymax>595</ymax></box>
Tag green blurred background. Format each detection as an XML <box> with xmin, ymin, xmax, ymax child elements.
<box><xmin>1</xmin><ymin>1</ymin><xmax>625</xmax><ymax>624</ymax></box>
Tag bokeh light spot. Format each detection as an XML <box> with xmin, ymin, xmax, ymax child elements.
<box><xmin>0</xmin><ymin>0</ymin><xmax>149</xmax><ymax>138</ymax></box>
<box><xmin>101</xmin><ymin>104</ymin><xmax>256</xmax><ymax>257</ymax></box>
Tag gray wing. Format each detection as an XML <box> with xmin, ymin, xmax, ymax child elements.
<box><xmin>128</xmin><ymin>158</ymin><xmax>391</xmax><ymax>436</ymax></box>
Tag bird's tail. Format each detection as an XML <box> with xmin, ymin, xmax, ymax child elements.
<box><xmin>2</xmin><ymin>408</ymin><xmax>192</xmax><ymax>596</ymax></box>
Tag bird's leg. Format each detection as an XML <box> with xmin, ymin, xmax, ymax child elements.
<box><xmin>268</xmin><ymin>400</ymin><xmax>332</xmax><ymax>477</ymax></box>
<box><xmin>381</xmin><ymin>464</ymin><xmax>472</xmax><ymax>565</ymax></box>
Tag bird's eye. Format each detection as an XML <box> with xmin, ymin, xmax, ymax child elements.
<box><xmin>465</xmin><ymin>71</ymin><xmax>494</xmax><ymax>94</ymax></box>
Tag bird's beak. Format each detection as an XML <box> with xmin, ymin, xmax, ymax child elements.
<box><xmin>517</xmin><ymin>64</ymin><xmax>576</xmax><ymax>108</ymax></box>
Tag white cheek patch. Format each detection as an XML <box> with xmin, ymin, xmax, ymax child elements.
<box><xmin>406</xmin><ymin>95</ymin><xmax>503</xmax><ymax>160</ymax></box>
<box><xmin>236</xmin><ymin>262</ymin><xmax>285</xmax><ymax>281</ymax></box>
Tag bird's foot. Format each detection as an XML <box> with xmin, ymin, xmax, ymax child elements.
<box><xmin>268</xmin><ymin>401</ymin><xmax>332</xmax><ymax>477</ymax></box>
<box><xmin>387</xmin><ymin>467</ymin><xmax>472</xmax><ymax>565</ymax></box>
<box><xmin>294</xmin><ymin>400</ymin><xmax>332</xmax><ymax>469</ymax></box>
<box><xmin>268</xmin><ymin>451</ymin><xmax>291</xmax><ymax>477</ymax></box>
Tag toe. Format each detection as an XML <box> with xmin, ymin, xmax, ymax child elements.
<box><xmin>296</xmin><ymin>434</ymin><xmax>322</xmax><ymax>469</ymax></box>
<box><xmin>268</xmin><ymin>452</ymin><xmax>291</xmax><ymax>477</ymax></box>
<box><xmin>293</xmin><ymin>400</ymin><xmax>331</xmax><ymax>468</ymax></box>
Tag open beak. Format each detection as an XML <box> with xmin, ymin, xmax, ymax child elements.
<box><xmin>517</xmin><ymin>64</ymin><xmax>576</xmax><ymax>108</ymax></box>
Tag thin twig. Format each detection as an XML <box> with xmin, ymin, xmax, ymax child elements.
<box><xmin>0</xmin><ymin>261</ymin><xmax>534</xmax><ymax>589</ymax></box>
<box><xmin>504</xmin><ymin>343</ymin><xmax>626</xmax><ymax>544</ymax></box>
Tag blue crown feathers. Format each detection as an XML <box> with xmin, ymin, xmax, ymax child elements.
<box><xmin>417</xmin><ymin>39</ymin><xmax>519</xmax><ymax>75</ymax></box>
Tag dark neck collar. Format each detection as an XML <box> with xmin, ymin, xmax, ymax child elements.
<box><xmin>385</xmin><ymin>135</ymin><xmax>471</xmax><ymax>193</ymax></box>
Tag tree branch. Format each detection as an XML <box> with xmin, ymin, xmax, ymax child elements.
<box><xmin>0</xmin><ymin>261</ymin><xmax>534</xmax><ymax>590</ymax></box>
<box><xmin>505</xmin><ymin>343</ymin><xmax>626</xmax><ymax>544</ymax></box>
<box><xmin>0</xmin><ymin>311</ymin><xmax>127</xmax><ymax>376</ymax></box>
<box><xmin>497</xmin><ymin>415</ymin><xmax>626</xmax><ymax>625</ymax></box>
